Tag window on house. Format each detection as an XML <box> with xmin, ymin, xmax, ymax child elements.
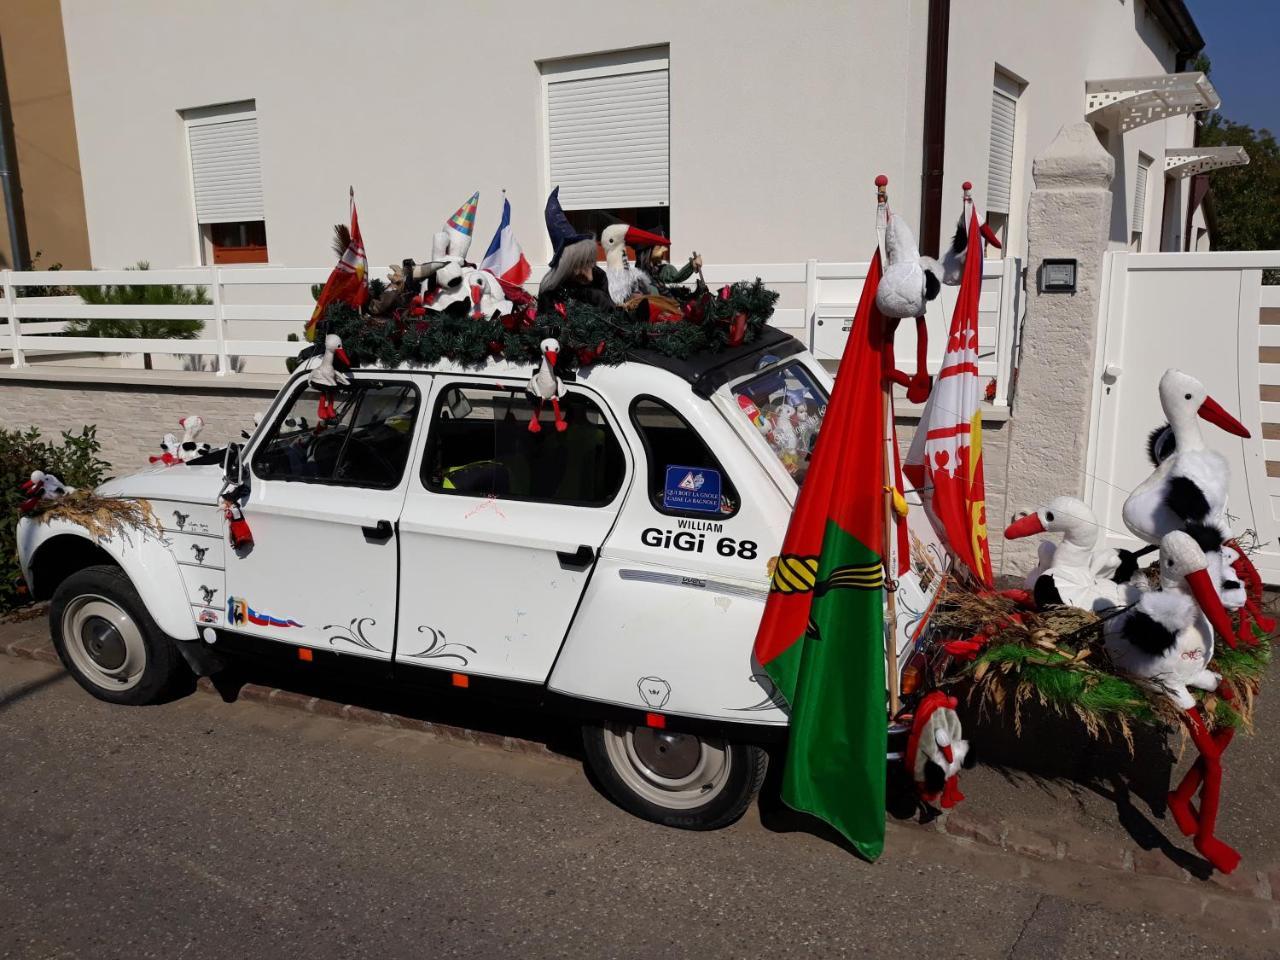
<box><xmin>421</xmin><ymin>384</ymin><xmax>625</xmax><ymax>506</ymax></box>
<box><xmin>543</xmin><ymin>48</ymin><xmax>670</xmax><ymax>252</ymax></box>
<box><xmin>252</xmin><ymin>380</ymin><xmax>420</xmax><ymax>489</ymax></box>
<box><xmin>184</xmin><ymin>101</ymin><xmax>268</xmax><ymax>265</ymax></box>
<box><xmin>985</xmin><ymin>73</ymin><xmax>1021</xmax><ymax>255</ymax></box>
<box><xmin>1131</xmin><ymin>153</ymin><xmax>1152</xmax><ymax>251</ymax></box>
<box><xmin>631</xmin><ymin>397</ymin><xmax>740</xmax><ymax>517</ymax></box>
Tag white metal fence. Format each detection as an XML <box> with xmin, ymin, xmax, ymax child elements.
<box><xmin>0</xmin><ymin>258</ymin><xmax>1023</xmax><ymax>405</ymax></box>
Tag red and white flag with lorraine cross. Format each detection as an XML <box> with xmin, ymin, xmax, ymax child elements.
<box><xmin>903</xmin><ymin>207</ymin><xmax>993</xmax><ymax>586</ymax></box>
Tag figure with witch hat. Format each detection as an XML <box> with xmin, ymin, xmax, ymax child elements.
<box><xmin>538</xmin><ymin>187</ymin><xmax>614</xmax><ymax>311</ymax></box>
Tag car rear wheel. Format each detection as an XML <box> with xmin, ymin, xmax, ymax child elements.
<box><xmin>50</xmin><ymin>565</ymin><xmax>191</xmax><ymax>705</ymax></box>
<box><xmin>582</xmin><ymin>721</ymin><xmax>767</xmax><ymax>830</ymax></box>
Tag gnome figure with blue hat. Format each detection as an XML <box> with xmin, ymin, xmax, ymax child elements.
<box><xmin>538</xmin><ymin>187</ymin><xmax>614</xmax><ymax>311</ymax></box>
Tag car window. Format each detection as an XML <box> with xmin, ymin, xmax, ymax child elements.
<box><xmin>252</xmin><ymin>380</ymin><xmax>420</xmax><ymax>489</ymax></box>
<box><xmin>630</xmin><ymin>397</ymin><xmax>739</xmax><ymax>518</ymax></box>
<box><xmin>730</xmin><ymin>361</ymin><xmax>829</xmax><ymax>486</ymax></box>
<box><xmin>421</xmin><ymin>384</ymin><xmax>625</xmax><ymax>506</ymax></box>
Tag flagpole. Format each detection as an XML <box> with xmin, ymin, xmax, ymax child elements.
<box><xmin>875</xmin><ymin>175</ymin><xmax>901</xmax><ymax>718</ymax></box>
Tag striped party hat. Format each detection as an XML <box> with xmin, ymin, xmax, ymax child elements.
<box><xmin>447</xmin><ymin>191</ymin><xmax>479</xmax><ymax>237</ymax></box>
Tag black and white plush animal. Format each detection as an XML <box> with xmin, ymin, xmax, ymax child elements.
<box><xmin>526</xmin><ymin>338</ymin><xmax>567</xmax><ymax>433</ymax></box>
<box><xmin>1105</xmin><ymin>530</ymin><xmax>1243</xmax><ymax>874</ymax></box>
<box><xmin>1004</xmin><ymin>496</ymin><xmax>1143</xmax><ymax>612</ymax></box>
<box><xmin>939</xmin><ymin>192</ymin><xmax>1003</xmax><ymax>286</ymax></box>
<box><xmin>1122</xmin><ymin>369</ymin><xmax>1250</xmax><ymax>548</ymax></box>
<box><xmin>177</xmin><ymin>416</ymin><xmax>211</xmax><ymax>461</ymax></box>
<box><xmin>875</xmin><ymin>211</ymin><xmax>943</xmax><ymax>319</ymax></box>
<box><xmin>18</xmin><ymin>470</ymin><xmax>73</xmax><ymax>513</ymax></box>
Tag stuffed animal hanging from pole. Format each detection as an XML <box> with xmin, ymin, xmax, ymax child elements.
<box><xmin>220</xmin><ymin>481</ymin><xmax>253</xmax><ymax>551</ymax></box>
<box><xmin>873</xmin><ymin>182</ymin><xmax>943</xmax><ymax>405</ymax></box>
<box><xmin>527</xmin><ymin>338</ymin><xmax>568</xmax><ymax>433</ymax></box>
<box><xmin>940</xmin><ymin>182</ymin><xmax>1002</xmax><ymax>285</ymax></box>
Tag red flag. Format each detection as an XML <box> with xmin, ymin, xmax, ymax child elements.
<box><xmin>903</xmin><ymin>208</ymin><xmax>993</xmax><ymax>586</ymax></box>
<box><xmin>305</xmin><ymin>188</ymin><xmax>370</xmax><ymax>341</ymax></box>
<box><xmin>751</xmin><ymin>248</ymin><xmax>888</xmax><ymax>859</ymax></box>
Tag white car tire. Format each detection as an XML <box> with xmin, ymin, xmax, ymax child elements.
<box><xmin>582</xmin><ymin>721</ymin><xmax>767</xmax><ymax>830</ymax></box>
<box><xmin>49</xmin><ymin>565</ymin><xmax>191</xmax><ymax>705</ymax></box>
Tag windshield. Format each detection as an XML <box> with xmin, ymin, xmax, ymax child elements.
<box><xmin>730</xmin><ymin>360</ymin><xmax>830</xmax><ymax>486</ymax></box>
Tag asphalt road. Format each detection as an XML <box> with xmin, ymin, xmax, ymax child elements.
<box><xmin>2</xmin><ymin>655</ymin><xmax>1277</xmax><ymax>960</ymax></box>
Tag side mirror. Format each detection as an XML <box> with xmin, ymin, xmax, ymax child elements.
<box><xmin>223</xmin><ymin>442</ymin><xmax>244</xmax><ymax>486</ymax></box>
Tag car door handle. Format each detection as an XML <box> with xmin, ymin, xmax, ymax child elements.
<box><xmin>362</xmin><ymin>519</ymin><xmax>394</xmax><ymax>542</ymax></box>
<box><xmin>556</xmin><ymin>545</ymin><xmax>595</xmax><ymax>570</ymax></box>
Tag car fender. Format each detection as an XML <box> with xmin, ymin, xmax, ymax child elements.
<box><xmin>547</xmin><ymin>556</ymin><xmax>787</xmax><ymax>726</ymax></box>
<box><xmin>18</xmin><ymin>515</ymin><xmax>198</xmax><ymax>641</ymax></box>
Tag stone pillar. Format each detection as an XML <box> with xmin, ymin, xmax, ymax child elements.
<box><xmin>1000</xmin><ymin>123</ymin><xmax>1114</xmax><ymax>573</ymax></box>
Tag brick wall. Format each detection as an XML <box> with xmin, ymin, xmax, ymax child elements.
<box><xmin>0</xmin><ymin>379</ymin><xmax>279</xmax><ymax>476</ymax></box>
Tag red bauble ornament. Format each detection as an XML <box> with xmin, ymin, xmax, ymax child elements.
<box><xmin>726</xmin><ymin>311</ymin><xmax>747</xmax><ymax>347</ymax></box>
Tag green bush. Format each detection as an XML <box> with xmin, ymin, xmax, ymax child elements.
<box><xmin>70</xmin><ymin>261</ymin><xmax>210</xmax><ymax>369</ymax></box>
<box><xmin>0</xmin><ymin>426</ymin><xmax>110</xmax><ymax>611</ymax></box>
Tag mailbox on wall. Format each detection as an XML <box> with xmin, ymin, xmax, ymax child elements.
<box><xmin>1039</xmin><ymin>258</ymin><xmax>1078</xmax><ymax>293</ymax></box>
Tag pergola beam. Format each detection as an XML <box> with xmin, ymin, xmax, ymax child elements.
<box><xmin>1164</xmin><ymin>146</ymin><xmax>1250</xmax><ymax>178</ymax></box>
<box><xmin>1085</xmin><ymin>71</ymin><xmax>1220</xmax><ymax>132</ymax></box>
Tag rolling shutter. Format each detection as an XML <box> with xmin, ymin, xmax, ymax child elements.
<box><xmin>1133</xmin><ymin>157</ymin><xmax>1150</xmax><ymax>233</ymax></box>
<box><xmin>547</xmin><ymin>68</ymin><xmax>669</xmax><ymax>210</ymax></box>
<box><xmin>187</xmin><ymin>116</ymin><xmax>264</xmax><ymax>224</ymax></box>
<box><xmin>987</xmin><ymin>90</ymin><xmax>1017</xmax><ymax>214</ymax></box>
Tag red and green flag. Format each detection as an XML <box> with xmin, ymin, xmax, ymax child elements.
<box><xmin>753</xmin><ymin>248</ymin><xmax>888</xmax><ymax>860</ymax></box>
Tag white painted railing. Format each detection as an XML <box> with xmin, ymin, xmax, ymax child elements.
<box><xmin>0</xmin><ymin>258</ymin><xmax>1023</xmax><ymax>404</ymax></box>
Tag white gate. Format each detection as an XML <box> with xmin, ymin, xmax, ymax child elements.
<box><xmin>1085</xmin><ymin>250</ymin><xmax>1280</xmax><ymax>582</ymax></box>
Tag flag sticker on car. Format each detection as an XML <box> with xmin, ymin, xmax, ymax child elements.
<box><xmin>663</xmin><ymin>465</ymin><xmax>722</xmax><ymax>514</ymax></box>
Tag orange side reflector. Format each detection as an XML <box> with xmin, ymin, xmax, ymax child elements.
<box><xmin>645</xmin><ymin>712</ymin><xmax>666</xmax><ymax>729</ymax></box>
<box><xmin>451</xmin><ymin>673</ymin><xmax>469</xmax><ymax>688</ymax></box>
<box><xmin>298</xmin><ymin>648</ymin><xmax>313</xmax><ymax>662</ymax></box>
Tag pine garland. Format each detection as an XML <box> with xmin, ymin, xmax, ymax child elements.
<box><xmin>311</xmin><ymin>279</ymin><xmax>780</xmax><ymax>372</ymax></box>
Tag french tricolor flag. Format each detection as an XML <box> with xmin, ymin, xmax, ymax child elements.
<box><xmin>480</xmin><ymin>193</ymin><xmax>532</xmax><ymax>286</ymax></box>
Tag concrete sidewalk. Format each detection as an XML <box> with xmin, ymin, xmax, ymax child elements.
<box><xmin>5</xmin><ymin>608</ymin><xmax>1278</xmax><ymax>900</ymax></box>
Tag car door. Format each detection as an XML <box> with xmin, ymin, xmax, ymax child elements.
<box><xmin>395</xmin><ymin>377</ymin><xmax>631</xmax><ymax>684</ymax></box>
<box><xmin>223</xmin><ymin>373</ymin><xmax>425</xmax><ymax>661</ymax></box>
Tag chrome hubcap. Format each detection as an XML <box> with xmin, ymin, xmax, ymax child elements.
<box><xmin>61</xmin><ymin>595</ymin><xmax>146</xmax><ymax>691</ymax></box>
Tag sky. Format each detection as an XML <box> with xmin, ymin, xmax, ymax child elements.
<box><xmin>1184</xmin><ymin>0</ymin><xmax>1279</xmax><ymax>134</ymax></box>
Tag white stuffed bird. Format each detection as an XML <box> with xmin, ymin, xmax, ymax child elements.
<box><xmin>875</xmin><ymin>212</ymin><xmax>943</xmax><ymax>319</ymax></box>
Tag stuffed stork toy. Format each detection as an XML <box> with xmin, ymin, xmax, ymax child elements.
<box><xmin>872</xmin><ymin>184</ymin><xmax>941</xmax><ymax>404</ymax></box>
<box><xmin>1004</xmin><ymin>496</ymin><xmax>1146</xmax><ymax>612</ymax></box>
<box><xmin>1120</xmin><ymin>369</ymin><xmax>1272</xmax><ymax>641</ymax></box>
<box><xmin>176</xmin><ymin>416</ymin><xmax>211</xmax><ymax>461</ymax></box>
<box><xmin>939</xmin><ymin>182</ymin><xmax>1003</xmax><ymax>286</ymax></box>
<box><xmin>1122</xmin><ymin>369</ymin><xmax>1249</xmax><ymax>547</ymax></box>
<box><xmin>149</xmin><ymin>433</ymin><xmax>182</xmax><ymax>466</ymax></box>
<box><xmin>527</xmin><ymin>338</ymin><xmax>568</xmax><ymax>433</ymax></box>
<box><xmin>310</xmin><ymin>334</ymin><xmax>352</xmax><ymax>421</ymax></box>
<box><xmin>1103</xmin><ymin>530</ymin><xmax>1242</xmax><ymax>873</ymax></box>
<box><xmin>18</xmin><ymin>470</ymin><xmax>73</xmax><ymax>513</ymax></box>
<box><xmin>600</xmin><ymin>221</ymin><xmax>668</xmax><ymax>306</ymax></box>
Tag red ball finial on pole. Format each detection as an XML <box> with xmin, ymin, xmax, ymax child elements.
<box><xmin>962</xmin><ymin>180</ymin><xmax>973</xmax><ymax>192</ymax></box>
<box><xmin>875</xmin><ymin>174</ymin><xmax>888</xmax><ymax>187</ymax></box>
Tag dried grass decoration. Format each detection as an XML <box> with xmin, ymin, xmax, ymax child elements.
<box><xmin>930</xmin><ymin>584</ymin><xmax>1273</xmax><ymax>751</ymax></box>
<box><xmin>26</xmin><ymin>490</ymin><xmax>163</xmax><ymax>544</ymax></box>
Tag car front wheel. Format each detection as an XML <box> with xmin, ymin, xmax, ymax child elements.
<box><xmin>49</xmin><ymin>565</ymin><xmax>191</xmax><ymax>705</ymax></box>
<box><xmin>582</xmin><ymin>721</ymin><xmax>767</xmax><ymax>830</ymax></box>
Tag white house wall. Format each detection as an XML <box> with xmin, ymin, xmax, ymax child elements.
<box><xmin>60</xmin><ymin>0</ymin><xmax>928</xmax><ymax>272</ymax></box>
<box><xmin>945</xmin><ymin>0</ymin><xmax>1197</xmax><ymax>259</ymax></box>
